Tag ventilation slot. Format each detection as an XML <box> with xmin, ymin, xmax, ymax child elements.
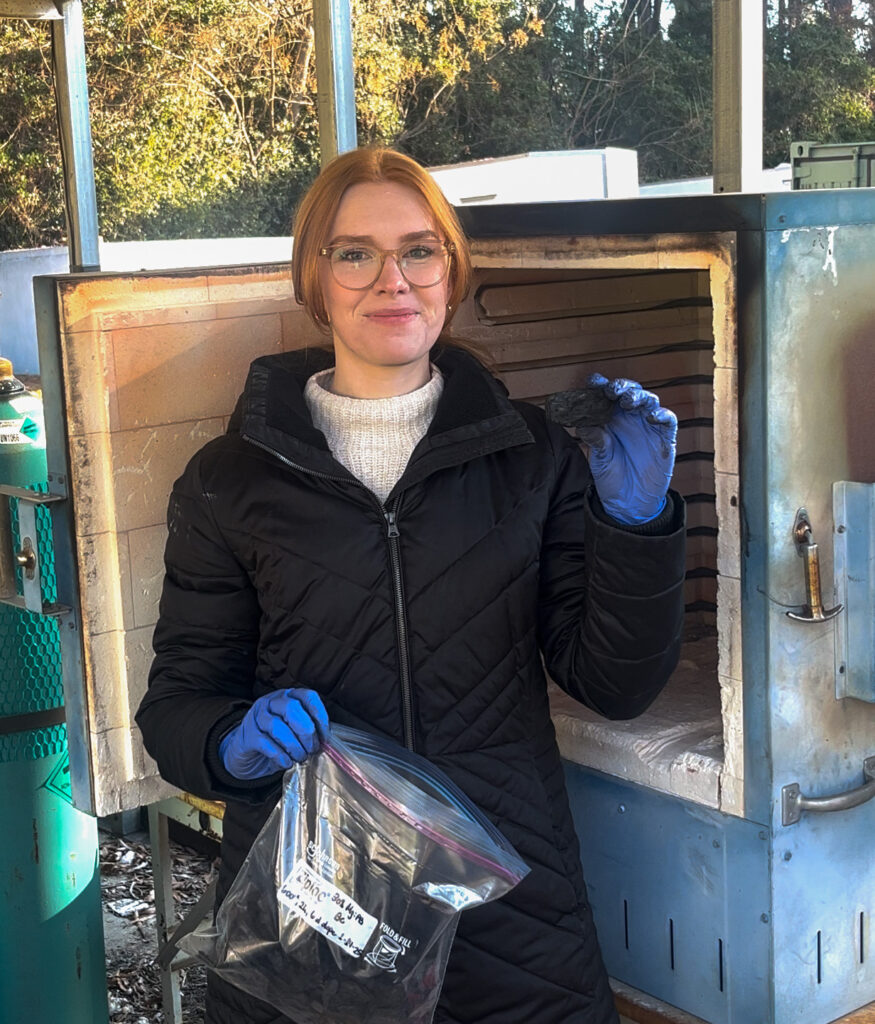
<box><xmin>624</xmin><ymin>900</ymin><xmax>630</xmax><ymax>950</ymax></box>
<box><xmin>669</xmin><ymin>918</ymin><xmax>676</xmax><ymax>971</ymax></box>
<box><xmin>817</xmin><ymin>930</ymin><xmax>823</xmax><ymax>984</ymax></box>
<box><xmin>718</xmin><ymin>938</ymin><xmax>724</xmax><ymax>992</ymax></box>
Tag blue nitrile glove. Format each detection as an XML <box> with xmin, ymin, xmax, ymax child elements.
<box><xmin>218</xmin><ymin>688</ymin><xmax>330</xmax><ymax>781</ymax></box>
<box><xmin>575</xmin><ymin>374</ymin><xmax>677</xmax><ymax>525</ymax></box>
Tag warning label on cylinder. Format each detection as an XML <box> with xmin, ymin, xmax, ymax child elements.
<box><xmin>0</xmin><ymin>418</ymin><xmax>27</xmax><ymax>444</ymax></box>
<box><xmin>42</xmin><ymin>751</ymin><xmax>73</xmax><ymax>805</ymax></box>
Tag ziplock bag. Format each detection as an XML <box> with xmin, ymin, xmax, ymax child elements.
<box><xmin>181</xmin><ymin>724</ymin><xmax>529</xmax><ymax>1023</ymax></box>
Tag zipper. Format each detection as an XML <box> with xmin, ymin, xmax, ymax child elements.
<box><xmin>244</xmin><ymin>433</ymin><xmax>417</xmax><ymax>752</ymax></box>
<box><xmin>384</xmin><ymin>496</ymin><xmax>416</xmax><ymax>752</ymax></box>
<box><xmin>244</xmin><ymin>433</ymin><xmax>350</xmax><ymax>485</ymax></box>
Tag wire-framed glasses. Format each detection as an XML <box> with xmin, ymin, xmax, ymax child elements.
<box><xmin>320</xmin><ymin>240</ymin><xmax>454</xmax><ymax>290</ymax></box>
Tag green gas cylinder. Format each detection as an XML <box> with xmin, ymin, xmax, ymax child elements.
<box><xmin>0</xmin><ymin>357</ymin><xmax>109</xmax><ymax>1023</ymax></box>
<box><xmin>0</xmin><ymin>357</ymin><xmax>47</xmax><ymax>488</ymax></box>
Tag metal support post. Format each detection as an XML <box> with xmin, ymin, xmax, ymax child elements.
<box><xmin>50</xmin><ymin>0</ymin><xmax>100</xmax><ymax>270</ymax></box>
<box><xmin>712</xmin><ymin>0</ymin><xmax>764</xmax><ymax>193</ymax></box>
<box><xmin>313</xmin><ymin>0</ymin><xmax>357</xmax><ymax>166</ymax></box>
<box><xmin>148</xmin><ymin>796</ymin><xmax>223</xmax><ymax>1023</ymax></box>
<box><xmin>148</xmin><ymin>803</ymin><xmax>184</xmax><ymax>1024</ymax></box>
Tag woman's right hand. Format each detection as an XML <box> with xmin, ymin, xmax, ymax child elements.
<box><xmin>218</xmin><ymin>688</ymin><xmax>330</xmax><ymax>780</ymax></box>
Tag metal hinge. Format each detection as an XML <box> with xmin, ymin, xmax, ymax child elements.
<box><xmin>0</xmin><ymin>484</ymin><xmax>71</xmax><ymax>616</ymax></box>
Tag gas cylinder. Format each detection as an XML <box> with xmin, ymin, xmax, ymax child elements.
<box><xmin>0</xmin><ymin>357</ymin><xmax>47</xmax><ymax>488</ymax></box>
<box><xmin>0</xmin><ymin>357</ymin><xmax>108</xmax><ymax>1023</ymax></box>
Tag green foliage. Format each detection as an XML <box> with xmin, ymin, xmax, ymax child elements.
<box><xmin>1</xmin><ymin>0</ymin><xmax>323</xmax><ymax>248</ymax></box>
<box><xmin>85</xmin><ymin>0</ymin><xmax>323</xmax><ymax>240</ymax></box>
<box><xmin>0</xmin><ymin>0</ymin><xmax>533</xmax><ymax>248</ymax></box>
<box><xmin>0</xmin><ymin>22</ymin><xmax>65</xmax><ymax>248</ymax></box>
<box><xmin>765</xmin><ymin>9</ymin><xmax>875</xmax><ymax>166</ymax></box>
<box><xmin>352</xmin><ymin>0</ymin><xmax>542</xmax><ymax>153</ymax></box>
<box><xmin>403</xmin><ymin>1</ymin><xmax>717</xmax><ymax>181</ymax></box>
<box><xmin>0</xmin><ymin>0</ymin><xmax>874</xmax><ymax>251</ymax></box>
<box><xmin>406</xmin><ymin>0</ymin><xmax>873</xmax><ymax>185</ymax></box>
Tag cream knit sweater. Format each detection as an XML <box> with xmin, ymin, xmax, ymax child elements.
<box><xmin>304</xmin><ymin>367</ymin><xmax>444</xmax><ymax>503</ymax></box>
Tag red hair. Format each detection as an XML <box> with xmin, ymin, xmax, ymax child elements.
<box><xmin>291</xmin><ymin>148</ymin><xmax>472</xmax><ymax>332</ymax></box>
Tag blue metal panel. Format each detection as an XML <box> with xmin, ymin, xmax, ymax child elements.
<box><xmin>456</xmin><ymin>193</ymin><xmax>766</xmax><ymax>239</ymax></box>
<box><xmin>764</xmin><ymin>189</ymin><xmax>875</xmax><ymax>231</ymax></box>
<box><xmin>564</xmin><ymin>763</ymin><xmax>772</xmax><ymax>1024</ymax></box>
<box><xmin>763</xmin><ymin>213</ymin><xmax>875</xmax><ymax>1022</ymax></box>
<box><xmin>772</xmin><ymin>799</ymin><xmax>875</xmax><ymax>1023</ymax></box>
<box><xmin>736</xmin><ymin>223</ymin><xmax>774</xmax><ymax>828</ymax></box>
<box><xmin>833</xmin><ymin>482</ymin><xmax>875</xmax><ymax>702</ymax></box>
<box><xmin>762</xmin><ymin>219</ymin><xmax>875</xmax><ymax>799</ymax></box>
<box><xmin>457</xmin><ymin>184</ymin><xmax>875</xmax><ymax>1024</ymax></box>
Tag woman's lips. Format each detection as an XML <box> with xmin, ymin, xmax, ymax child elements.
<box><xmin>365</xmin><ymin>308</ymin><xmax>420</xmax><ymax>323</ymax></box>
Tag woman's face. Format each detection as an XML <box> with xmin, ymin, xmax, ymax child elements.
<box><xmin>318</xmin><ymin>181</ymin><xmax>450</xmax><ymax>398</ymax></box>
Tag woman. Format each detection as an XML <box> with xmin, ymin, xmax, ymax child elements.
<box><xmin>137</xmin><ymin>147</ymin><xmax>686</xmax><ymax>1024</ymax></box>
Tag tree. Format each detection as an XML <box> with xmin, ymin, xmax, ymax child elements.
<box><xmin>0</xmin><ymin>0</ymin><xmax>539</xmax><ymax>248</ymax></box>
<box><xmin>402</xmin><ymin>0</ymin><xmax>716</xmax><ymax>181</ymax></box>
<box><xmin>0</xmin><ymin>20</ymin><xmax>65</xmax><ymax>248</ymax></box>
<box><xmin>1</xmin><ymin>0</ymin><xmax>874</xmax><ymax>250</ymax></box>
<box><xmin>765</xmin><ymin>2</ymin><xmax>875</xmax><ymax>166</ymax></box>
<box><xmin>0</xmin><ymin>0</ymin><xmax>322</xmax><ymax>247</ymax></box>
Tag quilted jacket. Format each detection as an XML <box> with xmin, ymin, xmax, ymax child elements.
<box><xmin>136</xmin><ymin>344</ymin><xmax>687</xmax><ymax>1024</ymax></box>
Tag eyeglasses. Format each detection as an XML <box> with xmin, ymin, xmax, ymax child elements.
<box><xmin>319</xmin><ymin>241</ymin><xmax>454</xmax><ymax>290</ymax></box>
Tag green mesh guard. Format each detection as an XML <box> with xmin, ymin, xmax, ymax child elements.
<box><xmin>0</xmin><ymin>487</ymin><xmax>66</xmax><ymax>762</ymax></box>
<box><xmin>0</xmin><ymin>724</ymin><xmax>67</xmax><ymax>765</ymax></box>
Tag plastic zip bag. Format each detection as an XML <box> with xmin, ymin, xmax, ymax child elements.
<box><xmin>181</xmin><ymin>724</ymin><xmax>529</xmax><ymax>1023</ymax></box>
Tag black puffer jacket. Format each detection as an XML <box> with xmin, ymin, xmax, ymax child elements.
<box><xmin>137</xmin><ymin>345</ymin><xmax>686</xmax><ymax>1024</ymax></box>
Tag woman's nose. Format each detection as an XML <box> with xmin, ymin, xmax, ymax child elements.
<box><xmin>374</xmin><ymin>254</ymin><xmax>409</xmax><ymax>292</ymax></box>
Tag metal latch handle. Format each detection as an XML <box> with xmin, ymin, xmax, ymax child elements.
<box><xmin>0</xmin><ymin>484</ymin><xmax>69</xmax><ymax>617</ymax></box>
<box><xmin>782</xmin><ymin>757</ymin><xmax>875</xmax><ymax>825</ymax></box>
<box><xmin>786</xmin><ymin>508</ymin><xmax>842</xmax><ymax>623</ymax></box>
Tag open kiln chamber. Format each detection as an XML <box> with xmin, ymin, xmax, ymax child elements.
<box><xmin>446</xmin><ymin>233</ymin><xmax>739</xmax><ymax>816</ymax></box>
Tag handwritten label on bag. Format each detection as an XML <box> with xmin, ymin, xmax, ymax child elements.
<box><xmin>279</xmin><ymin>859</ymin><xmax>377</xmax><ymax>958</ymax></box>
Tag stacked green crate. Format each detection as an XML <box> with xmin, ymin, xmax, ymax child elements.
<box><xmin>791</xmin><ymin>140</ymin><xmax>875</xmax><ymax>189</ymax></box>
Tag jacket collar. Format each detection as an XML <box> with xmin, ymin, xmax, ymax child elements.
<box><xmin>234</xmin><ymin>342</ymin><xmax>534</xmax><ymax>486</ymax></box>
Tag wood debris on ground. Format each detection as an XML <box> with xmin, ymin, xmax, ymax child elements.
<box><xmin>100</xmin><ymin>828</ymin><xmax>218</xmax><ymax>1023</ymax></box>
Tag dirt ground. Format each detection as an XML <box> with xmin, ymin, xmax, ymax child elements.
<box><xmin>100</xmin><ymin>826</ymin><xmax>216</xmax><ymax>1023</ymax></box>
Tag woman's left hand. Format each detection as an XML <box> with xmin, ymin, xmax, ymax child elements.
<box><xmin>575</xmin><ymin>374</ymin><xmax>677</xmax><ymax>525</ymax></box>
